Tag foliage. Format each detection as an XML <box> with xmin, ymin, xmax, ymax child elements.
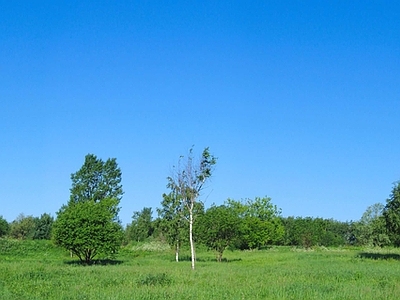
<box><xmin>9</xmin><ymin>214</ymin><xmax>36</xmax><ymax>240</ymax></box>
<box><xmin>354</xmin><ymin>203</ymin><xmax>390</xmax><ymax>247</ymax></box>
<box><xmin>226</xmin><ymin>197</ymin><xmax>284</xmax><ymax>249</ymax></box>
<box><xmin>33</xmin><ymin>213</ymin><xmax>54</xmax><ymax>240</ymax></box>
<box><xmin>167</xmin><ymin>147</ymin><xmax>217</xmax><ymax>210</ymax></box>
<box><xmin>167</xmin><ymin>146</ymin><xmax>217</xmax><ymax>269</ymax></box>
<box><xmin>53</xmin><ymin>198</ymin><xmax>123</xmax><ymax>263</ymax></box>
<box><xmin>0</xmin><ymin>215</ymin><xmax>9</xmax><ymax>237</ymax></box>
<box><xmin>281</xmin><ymin>216</ymin><xmax>349</xmax><ymax>248</ymax></box>
<box><xmin>7</xmin><ymin>213</ymin><xmax>54</xmax><ymax>240</ymax></box>
<box><xmin>242</xmin><ymin>216</ymin><xmax>284</xmax><ymax>249</ymax></box>
<box><xmin>69</xmin><ymin>153</ymin><xmax>123</xmax><ymax>207</ymax></box>
<box><xmin>197</xmin><ymin>205</ymin><xmax>240</xmax><ymax>261</ymax></box>
<box><xmin>384</xmin><ymin>182</ymin><xmax>400</xmax><ymax>246</ymax></box>
<box><xmin>156</xmin><ymin>192</ymin><xmax>187</xmax><ymax>261</ymax></box>
<box><xmin>126</xmin><ymin>207</ymin><xmax>154</xmax><ymax>243</ymax></box>
<box><xmin>53</xmin><ymin>154</ymin><xmax>124</xmax><ymax>263</ymax></box>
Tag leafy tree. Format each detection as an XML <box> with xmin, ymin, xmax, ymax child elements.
<box><xmin>33</xmin><ymin>213</ymin><xmax>54</xmax><ymax>240</ymax></box>
<box><xmin>126</xmin><ymin>207</ymin><xmax>154</xmax><ymax>243</ymax></box>
<box><xmin>384</xmin><ymin>182</ymin><xmax>400</xmax><ymax>246</ymax></box>
<box><xmin>245</xmin><ymin>196</ymin><xmax>282</xmax><ymax>221</ymax></box>
<box><xmin>0</xmin><ymin>216</ymin><xmax>10</xmax><ymax>237</ymax></box>
<box><xmin>242</xmin><ymin>216</ymin><xmax>284</xmax><ymax>249</ymax></box>
<box><xmin>197</xmin><ymin>205</ymin><xmax>240</xmax><ymax>261</ymax></box>
<box><xmin>157</xmin><ymin>192</ymin><xmax>187</xmax><ymax>262</ymax></box>
<box><xmin>9</xmin><ymin>214</ymin><xmax>36</xmax><ymax>240</ymax></box>
<box><xmin>53</xmin><ymin>198</ymin><xmax>123</xmax><ymax>263</ymax></box>
<box><xmin>281</xmin><ymin>217</ymin><xmax>350</xmax><ymax>248</ymax></box>
<box><xmin>321</xmin><ymin>219</ymin><xmax>351</xmax><ymax>247</ymax></box>
<box><xmin>53</xmin><ymin>154</ymin><xmax>124</xmax><ymax>263</ymax></box>
<box><xmin>355</xmin><ymin>203</ymin><xmax>390</xmax><ymax>247</ymax></box>
<box><xmin>167</xmin><ymin>147</ymin><xmax>217</xmax><ymax>270</ymax></box>
<box><xmin>226</xmin><ymin>197</ymin><xmax>284</xmax><ymax>249</ymax></box>
<box><xmin>69</xmin><ymin>154</ymin><xmax>123</xmax><ymax>205</ymax></box>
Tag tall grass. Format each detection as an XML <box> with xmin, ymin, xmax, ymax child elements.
<box><xmin>1</xmin><ymin>240</ymin><xmax>400</xmax><ymax>299</ymax></box>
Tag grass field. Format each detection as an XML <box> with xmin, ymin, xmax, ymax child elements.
<box><xmin>1</xmin><ymin>239</ymin><xmax>400</xmax><ymax>299</ymax></box>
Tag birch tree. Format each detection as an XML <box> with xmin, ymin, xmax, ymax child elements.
<box><xmin>167</xmin><ymin>147</ymin><xmax>217</xmax><ymax>270</ymax></box>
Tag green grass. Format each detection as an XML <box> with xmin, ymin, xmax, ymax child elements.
<box><xmin>1</xmin><ymin>239</ymin><xmax>400</xmax><ymax>299</ymax></box>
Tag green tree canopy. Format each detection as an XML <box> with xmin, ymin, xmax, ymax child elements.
<box><xmin>0</xmin><ymin>216</ymin><xmax>9</xmax><ymax>238</ymax></box>
<box><xmin>53</xmin><ymin>154</ymin><xmax>124</xmax><ymax>263</ymax></box>
<box><xmin>9</xmin><ymin>214</ymin><xmax>36</xmax><ymax>240</ymax></box>
<box><xmin>226</xmin><ymin>196</ymin><xmax>284</xmax><ymax>249</ymax></box>
<box><xmin>384</xmin><ymin>182</ymin><xmax>400</xmax><ymax>246</ymax></box>
<box><xmin>197</xmin><ymin>205</ymin><xmax>240</xmax><ymax>261</ymax></box>
<box><xmin>53</xmin><ymin>198</ymin><xmax>123</xmax><ymax>263</ymax></box>
<box><xmin>126</xmin><ymin>207</ymin><xmax>154</xmax><ymax>243</ymax></box>
<box><xmin>355</xmin><ymin>203</ymin><xmax>389</xmax><ymax>247</ymax></box>
<box><xmin>157</xmin><ymin>192</ymin><xmax>187</xmax><ymax>262</ymax></box>
<box><xmin>33</xmin><ymin>213</ymin><xmax>54</xmax><ymax>240</ymax></box>
<box><xmin>69</xmin><ymin>154</ymin><xmax>123</xmax><ymax>206</ymax></box>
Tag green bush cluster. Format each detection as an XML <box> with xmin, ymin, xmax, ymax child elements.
<box><xmin>6</xmin><ymin>213</ymin><xmax>54</xmax><ymax>240</ymax></box>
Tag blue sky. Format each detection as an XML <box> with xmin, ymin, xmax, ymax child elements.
<box><xmin>1</xmin><ymin>1</ymin><xmax>399</xmax><ymax>225</ymax></box>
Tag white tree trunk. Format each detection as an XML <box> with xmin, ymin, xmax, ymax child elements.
<box><xmin>175</xmin><ymin>241</ymin><xmax>179</xmax><ymax>262</ymax></box>
<box><xmin>189</xmin><ymin>209</ymin><xmax>195</xmax><ymax>270</ymax></box>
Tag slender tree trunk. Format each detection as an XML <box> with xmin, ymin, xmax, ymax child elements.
<box><xmin>189</xmin><ymin>209</ymin><xmax>195</xmax><ymax>270</ymax></box>
<box><xmin>218</xmin><ymin>251</ymin><xmax>222</xmax><ymax>262</ymax></box>
<box><xmin>175</xmin><ymin>241</ymin><xmax>179</xmax><ymax>262</ymax></box>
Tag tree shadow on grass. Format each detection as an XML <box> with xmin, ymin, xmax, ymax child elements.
<box><xmin>64</xmin><ymin>259</ymin><xmax>124</xmax><ymax>266</ymax></box>
<box><xmin>177</xmin><ymin>255</ymin><xmax>242</xmax><ymax>263</ymax></box>
<box><xmin>358</xmin><ymin>252</ymin><xmax>400</xmax><ymax>261</ymax></box>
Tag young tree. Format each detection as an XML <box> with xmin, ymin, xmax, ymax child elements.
<box><xmin>197</xmin><ymin>205</ymin><xmax>240</xmax><ymax>261</ymax></box>
<box><xmin>281</xmin><ymin>217</ymin><xmax>350</xmax><ymax>248</ymax></box>
<box><xmin>0</xmin><ymin>216</ymin><xmax>10</xmax><ymax>238</ymax></box>
<box><xmin>226</xmin><ymin>197</ymin><xmax>284</xmax><ymax>249</ymax></box>
<box><xmin>384</xmin><ymin>182</ymin><xmax>400</xmax><ymax>246</ymax></box>
<box><xmin>9</xmin><ymin>214</ymin><xmax>36</xmax><ymax>240</ymax></box>
<box><xmin>157</xmin><ymin>192</ymin><xmax>187</xmax><ymax>262</ymax></box>
<box><xmin>167</xmin><ymin>147</ymin><xmax>217</xmax><ymax>270</ymax></box>
<box><xmin>33</xmin><ymin>213</ymin><xmax>54</xmax><ymax>240</ymax></box>
<box><xmin>53</xmin><ymin>154</ymin><xmax>124</xmax><ymax>263</ymax></box>
<box><xmin>126</xmin><ymin>207</ymin><xmax>154</xmax><ymax>243</ymax></box>
<box><xmin>355</xmin><ymin>203</ymin><xmax>390</xmax><ymax>247</ymax></box>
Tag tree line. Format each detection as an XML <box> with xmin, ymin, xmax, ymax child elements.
<box><xmin>1</xmin><ymin>150</ymin><xmax>400</xmax><ymax>268</ymax></box>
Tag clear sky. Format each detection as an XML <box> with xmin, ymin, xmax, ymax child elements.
<box><xmin>1</xmin><ymin>1</ymin><xmax>399</xmax><ymax>225</ymax></box>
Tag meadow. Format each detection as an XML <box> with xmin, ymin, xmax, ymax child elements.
<box><xmin>1</xmin><ymin>239</ymin><xmax>400</xmax><ymax>299</ymax></box>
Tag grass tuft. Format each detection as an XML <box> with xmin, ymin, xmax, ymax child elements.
<box><xmin>137</xmin><ymin>273</ymin><xmax>172</xmax><ymax>286</ymax></box>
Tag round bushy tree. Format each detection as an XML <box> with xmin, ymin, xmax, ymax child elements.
<box><xmin>53</xmin><ymin>198</ymin><xmax>123</xmax><ymax>263</ymax></box>
<box><xmin>197</xmin><ymin>205</ymin><xmax>240</xmax><ymax>262</ymax></box>
<box><xmin>53</xmin><ymin>154</ymin><xmax>124</xmax><ymax>263</ymax></box>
